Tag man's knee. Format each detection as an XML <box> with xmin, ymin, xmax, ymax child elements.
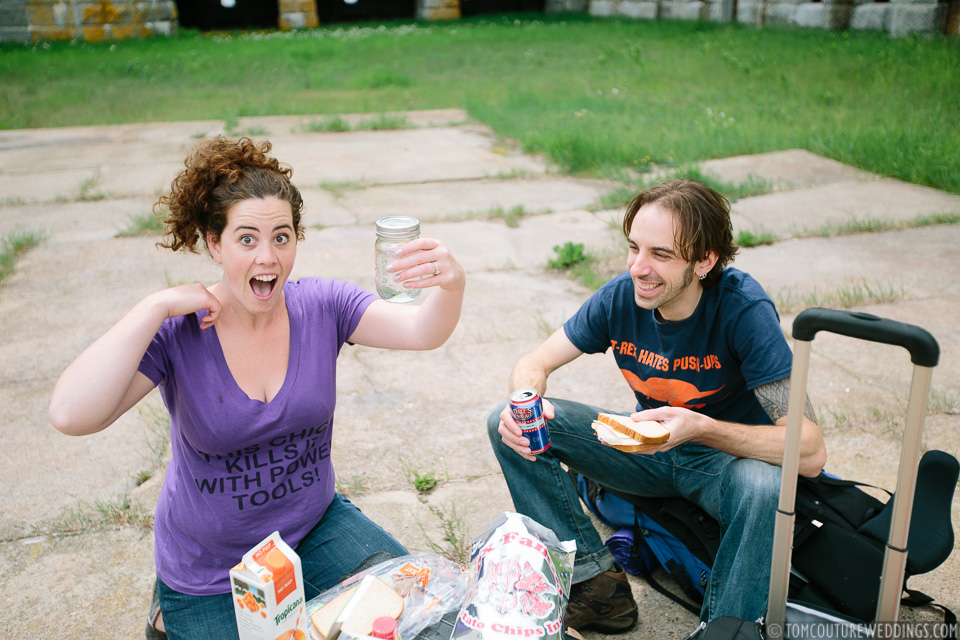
<box><xmin>723</xmin><ymin>458</ymin><xmax>781</xmax><ymax>505</ymax></box>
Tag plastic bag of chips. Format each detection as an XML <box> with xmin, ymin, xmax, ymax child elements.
<box><xmin>451</xmin><ymin>512</ymin><xmax>576</xmax><ymax>640</ymax></box>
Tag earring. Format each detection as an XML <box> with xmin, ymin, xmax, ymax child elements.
<box><xmin>698</xmin><ymin>272</ymin><xmax>706</xmax><ymax>281</ymax></box>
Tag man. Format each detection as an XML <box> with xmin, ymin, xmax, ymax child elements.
<box><xmin>488</xmin><ymin>179</ymin><xmax>826</xmax><ymax>631</ymax></box>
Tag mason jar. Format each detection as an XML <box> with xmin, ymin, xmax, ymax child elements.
<box><xmin>375</xmin><ymin>216</ymin><xmax>421</xmax><ymax>303</ymax></box>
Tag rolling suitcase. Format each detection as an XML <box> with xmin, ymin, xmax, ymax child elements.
<box><xmin>766</xmin><ymin>308</ymin><xmax>942</xmax><ymax>640</ymax></box>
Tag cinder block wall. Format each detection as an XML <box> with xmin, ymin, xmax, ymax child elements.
<box><xmin>417</xmin><ymin>0</ymin><xmax>461</xmax><ymax>20</ymax></box>
<box><xmin>586</xmin><ymin>0</ymin><xmax>951</xmax><ymax>35</ymax></box>
<box><xmin>0</xmin><ymin>0</ymin><xmax>950</xmax><ymax>44</ymax></box>
<box><xmin>0</xmin><ymin>0</ymin><xmax>320</xmax><ymax>43</ymax></box>
<box><xmin>279</xmin><ymin>0</ymin><xmax>319</xmax><ymax>30</ymax></box>
<box><xmin>0</xmin><ymin>0</ymin><xmax>178</xmax><ymax>43</ymax></box>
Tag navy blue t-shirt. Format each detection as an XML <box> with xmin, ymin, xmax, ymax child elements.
<box><xmin>563</xmin><ymin>268</ymin><xmax>792</xmax><ymax>426</ymax></box>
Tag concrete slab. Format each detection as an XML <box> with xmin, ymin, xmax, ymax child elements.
<box><xmin>269</xmin><ymin>126</ymin><xmax>548</xmax><ymax>187</ymax></box>
<box><xmin>0</xmin><ymin>110</ymin><xmax>469</xmax><ymax>152</ymax></box>
<box><xmin>334</xmin><ymin>176</ymin><xmax>614</xmax><ymax>224</ymax></box>
<box><xmin>736</xmin><ymin>223</ymin><xmax>960</xmax><ymax>305</ymax></box>
<box><xmin>0</xmin><ymin>196</ymin><xmax>161</xmax><ymax>241</ymax></box>
<box><xmin>0</xmin><ymin>109</ymin><xmax>513</xmax><ymax>205</ymax></box>
<box><xmin>0</xmin><ymin>526</ymin><xmax>157</xmax><ymax>639</ymax></box>
<box><xmin>0</xmin><ymin>129</ymin><xmax>195</xmax><ymax>204</ymax></box>
<box><xmin>240</xmin><ymin>109</ymin><xmax>471</xmax><ymax>133</ymax></box>
<box><xmin>700</xmin><ymin>148</ymin><xmax>874</xmax><ymax>190</ymax></box>
<box><xmin>0</xmin><ymin>112</ymin><xmax>957</xmax><ymax>639</ymax></box>
<box><xmin>0</xmin><ymin>167</ymin><xmax>103</xmax><ymax>204</ymax></box>
<box><xmin>731</xmin><ymin>177</ymin><xmax>960</xmax><ymax>238</ymax></box>
<box><xmin>290</xmin><ymin>211</ymin><xmax>623</xmax><ymax>288</ymax></box>
<box><xmin>301</xmin><ymin>186</ymin><xmax>359</xmax><ymax>227</ymax></box>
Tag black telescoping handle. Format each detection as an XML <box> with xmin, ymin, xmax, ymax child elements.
<box><xmin>793</xmin><ymin>307</ymin><xmax>940</xmax><ymax>367</ymax></box>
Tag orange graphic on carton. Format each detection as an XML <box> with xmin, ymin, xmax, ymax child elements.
<box><xmin>253</xmin><ymin>541</ymin><xmax>297</xmax><ymax>602</ymax></box>
<box><xmin>241</xmin><ymin>590</ymin><xmax>263</xmax><ymax>613</ymax></box>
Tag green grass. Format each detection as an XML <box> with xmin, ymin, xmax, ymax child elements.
<box><xmin>76</xmin><ymin>174</ymin><xmax>107</xmax><ymax>201</ymax></box>
<box><xmin>413</xmin><ymin>471</ymin><xmax>439</xmax><ymax>493</ymax></box>
<box><xmin>0</xmin><ymin>229</ymin><xmax>47</xmax><ymax>284</ymax></box>
<box><xmin>488</xmin><ymin>204</ymin><xmax>528</xmax><ymax>227</ymax></box>
<box><xmin>773</xmin><ymin>278</ymin><xmax>905</xmax><ymax>314</ymax></box>
<box><xmin>548</xmin><ymin>241</ymin><xmax>589</xmax><ymax>270</ymax></box>
<box><xmin>400</xmin><ymin>456</ymin><xmax>446</xmax><ymax>494</ymax></box>
<box><xmin>733</xmin><ymin>211</ymin><xmax>960</xmax><ymax>248</ymax></box>
<box><xmin>299</xmin><ymin>112</ymin><xmax>413</xmax><ymax>133</ymax></box>
<box><xmin>0</xmin><ymin>16</ymin><xmax>956</xmax><ymax>193</ymax></box>
<box><xmin>595</xmin><ymin>166</ymin><xmax>775</xmax><ymax>212</ymax></box>
<box><xmin>33</xmin><ymin>491</ymin><xmax>154</xmax><ymax>536</ymax></box>
<box><xmin>547</xmin><ymin>241</ymin><xmax>623</xmax><ymax>291</ymax></box>
<box><xmin>928</xmin><ymin>389</ymin><xmax>960</xmax><ymax>415</ymax></box>
<box><xmin>356</xmin><ymin>112</ymin><xmax>412</xmax><ymax>130</ymax></box>
<box><xmin>797</xmin><ymin>212</ymin><xmax>960</xmax><ymax>239</ymax></box>
<box><xmin>640</xmin><ymin>166</ymin><xmax>775</xmax><ymax>202</ymax></box>
<box><xmin>134</xmin><ymin>403</ymin><xmax>171</xmax><ymax>486</ymax></box>
<box><xmin>334</xmin><ymin>473</ymin><xmax>370</xmax><ymax>497</ymax></box>
<box><xmin>318</xmin><ymin>179</ymin><xmax>375</xmax><ymax>198</ymax></box>
<box><xmin>737</xmin><ymin>229</ymin><xmax>776</xmax><ymax>247</ymax></box>
<box><xmin>300</xmin><ymin>115</ymin><xmax>352</xmax><ymax>133</ymax></box>
<box><xmin>417</xmin><ymin>504</ymin><xmax>471</xmax><ymax>565</ymax></box>
<box><xmin>117</xmin><ymin>210</ymin><xmax>166</xmax><ymax>237</ymax></box>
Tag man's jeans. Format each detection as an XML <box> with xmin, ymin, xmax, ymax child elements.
<box><xmin>155</xmin><ymin>493</ymin><xmax>407</xmax><ymax>640</ymax></box>
<box><xmin>487</xmin><ymin>397</ymin><xmax>781</xmax><ymax>622</ymax></box>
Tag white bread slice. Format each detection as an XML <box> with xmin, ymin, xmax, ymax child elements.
<box><xmin>310</xmin><ymin>577</ymin><xmax>404</xmax><ymax>640</ymax></box>
<box><xmin>591</xmin><ymin>421</ymin><xmax>663</xmax><ymax>453</ymax></box>
<box><xmin>591</xmin><ymin>413</ymin><xmax>669</xmax><ymax>452</ymax></box>
<box><xmin>596</xmin><ymin>413</ymin><xmax>669</xmax><ymax>443</ymax></box>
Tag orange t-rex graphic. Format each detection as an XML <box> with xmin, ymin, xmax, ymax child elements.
<box><xmin>620</xmin><ymin>369</ymin><xmax>723</xmax><ymax>410</ymax></box>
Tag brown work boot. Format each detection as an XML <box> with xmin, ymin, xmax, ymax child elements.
<box><xmin>564</xmin><ymin>565</ymin><xmax>638</xmax><ymax>633</ymax></box>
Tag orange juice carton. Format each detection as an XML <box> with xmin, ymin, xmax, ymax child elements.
<box><xmin>230</xmin><ymin>531</ymin><xmax>308</xmax><ymax>640</ymax></box>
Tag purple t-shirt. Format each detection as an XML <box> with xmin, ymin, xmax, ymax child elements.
<box><xmin>138</xmin><ymin>277</ymin><xmax>375</xmax><ymax>595</ymax></box>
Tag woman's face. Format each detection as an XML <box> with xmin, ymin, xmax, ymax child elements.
<box><xmin>207</xmin><ymin>196</ymin><xmax>297</xmax><ymax>316</ymax></box>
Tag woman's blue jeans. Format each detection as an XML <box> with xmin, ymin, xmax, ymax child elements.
<box><xmin>487</xmin><ymin>397</ymin><xmax>781</xmax><ymax>623</ymax></box>
<box><xmin>155</xmin><ymin>493</ymin><xmax>407</xmax><ymax>640</ymax></box>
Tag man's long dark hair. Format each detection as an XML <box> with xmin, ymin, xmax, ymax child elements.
<box><xmin>621</xmin><ymin>179</ymin><xmax>739</xmax><ymax>287</ymax></box>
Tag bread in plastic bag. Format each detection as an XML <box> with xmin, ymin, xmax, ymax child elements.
<box><xmin>306</xmin><ymin>551</ymin><xmax>468</xmax><ymax>640</ymax></box>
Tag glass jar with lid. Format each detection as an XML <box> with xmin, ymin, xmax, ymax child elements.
<box><xmin>375</xmin><ymin>216</ymin><xmax>421</xmax><ymax>303</ymax></box>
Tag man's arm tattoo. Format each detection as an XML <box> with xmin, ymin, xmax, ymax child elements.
<box><xmin>754</xmin><ymin>379</ymin><xmax>817</xmax><ymax>423</ymax></box>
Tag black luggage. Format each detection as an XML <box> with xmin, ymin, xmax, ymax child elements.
<box><xmin>767</xmin><ymin>308</ymin><xmax>953</xmax><ymax>639</ymax></box>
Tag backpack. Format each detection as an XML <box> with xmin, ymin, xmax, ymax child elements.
<box><xmin>571</xmin><ymin>449</ymin><xmax>958</xmax><ymax>623</ymax></box>
<box><xmin>573</xmin><ymin>471</ymin><xmax>719</xmax><ymax>612</ymax></box>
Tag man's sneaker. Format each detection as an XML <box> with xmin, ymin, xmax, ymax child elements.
<box><xmin>564</xmin><ymin>565</ymin><xmax>638</xmax><ymax>633</ymax></box>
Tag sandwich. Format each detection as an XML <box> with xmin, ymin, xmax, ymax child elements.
<box><xmin>309</xmin><ymin>576</ymin><xmax>404</xmax><ymax>640</ymax></box>
<box><xmin>591</xmin><ymin>412</ymin><xmax>669</xmax><ymax>453</ymax></box>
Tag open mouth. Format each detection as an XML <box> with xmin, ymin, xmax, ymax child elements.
<box><xmin>635</xmin><ymin>280</ymin><xmax>663</xmax><ymax>296</ymax></box>
<box><xmin>250</xmin><ymin>274</ymin><xmax>278</xmax><ymax>299</ymax></box>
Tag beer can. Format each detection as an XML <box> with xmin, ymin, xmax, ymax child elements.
<box><xmin>509</xmin><ymin>387</ymin><xmax>551</xmax><ymax>454</ymax></box>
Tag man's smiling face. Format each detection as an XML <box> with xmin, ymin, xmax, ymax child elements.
<box><xmin>626</xmin><ymin>202</ymin><xmax>708</xmax><ymax>322</ymax></box>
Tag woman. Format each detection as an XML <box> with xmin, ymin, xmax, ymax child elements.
<box><xmin>48</xmin><ymin>136</ymin><xmax>466</xmax><ymax>639</ymax></box>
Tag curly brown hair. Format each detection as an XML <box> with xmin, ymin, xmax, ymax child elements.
<box><xmin>155</xmin><ymin>136</ymin><xmax>305</xmax><ymax>253</ymax></box>
<box><xmin>621</xmin><ymin>179</ymin><xmax>738</xmax><ymax>288</ymax></box>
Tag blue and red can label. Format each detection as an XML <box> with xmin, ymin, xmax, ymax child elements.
<box><xmin>509</xmin><ymin>387</ymin><xmax>551</xmax><ymax>454</ymax></box>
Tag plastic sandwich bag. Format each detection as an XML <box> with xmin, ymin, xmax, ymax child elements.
<box><xmin>306</xmin><ymin>551</ymin><xmax>468</xmax><ymax>640</ymax></box>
